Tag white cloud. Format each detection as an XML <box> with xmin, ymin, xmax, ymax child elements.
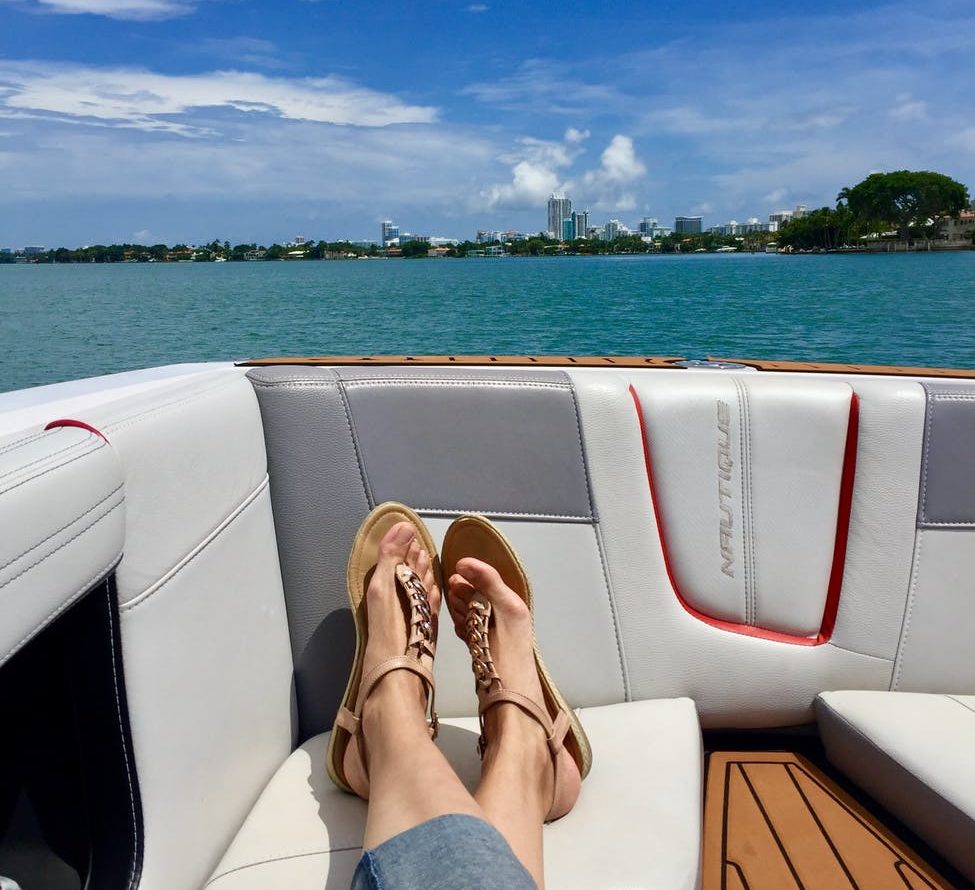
<box><xmin>586</xmin><ymin>134</ymin><xmax>645</xmax><ymax>184</ymax></box>
<box><xmin>483</xmin><ymin>160</ymin><xmax>560</xmax><ymax>210</ymax></box>
<box><xmin>889</xmin><ymin>97</ymin><xmax>927</xmax><ymax>121</ymax></box>
<box><xmin>22</xmin><ymin>0</ymin><xmax>192</xmax><ymax>20</ymax></box>
<box><xmin>467</xmin><ymin>3</ymin><xmax>488</xmax><ymax>12</ymax></box>
<box><xmin>0</xmin><ymin>62</ymin><xmax>438</xmax><ymax>135</ymax></box>
<box><xmin>948</xmin><ymin>127</ymin><xmax>975</xmax><ymax>152</ymax></box>
<box><xmin>565</xmin><ymin>126</ymin><xmax>589</xmax><ymax>143</ymax></box>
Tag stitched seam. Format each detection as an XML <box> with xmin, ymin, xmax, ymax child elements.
<box><xmin>249</xmin><ymin>378</ymin><xmax>341</xmax><ymax>388</ymax></box>
<box><xmin>740</xmin><ymin>378</ymin><xmax>757</xmax><ymax>625</ymax></box>
<box><xmin>103</xmin><ymin>374</ymin><xmax>240</xmax><ymax>434</ymax></box>
<box><xmin>414</xmin><ymin>507</ymin><xmax>590</xmax><ymax>520</ymax></box>
<box><xmin>0</xmin><ymin>499</ymin><xmax>122</xmax><ymax>592</ymax></box>
<box><xmin>0</xmin><ymin>437</ymin><xmax>90</xmax><ymax>482</ymax></box>
<box><xmin>592</xmin><ymin>521</ymin><xmax>630</xmax><ymax>700</ymax></box>
<box><xmin>892</xmin><ymin>530</ymin><xmax>923</xmax><ymax>690</ymax></box>
<box><xmin>0</xmin><ymin>483</ymin><xmax>123</xmax><ymax>573</ymax></box>
<box><xmin>823</xmin><ymin>642</ymin><xmax>894</xmax><ymax>663</ymax></box>
<box><xmin>733</xmin><ymin>378</ymin><xmax>752</xmax><ymax>626</ymax></box>
<box><xmin>367</xmin><ymin>851</ymin><xmax>383</xmax><ymax>890</ymax></box>
<box><xmin>0</xmin><ymin>543</ymin><xmax>123</xmax><ymax>667</ymax></box>
<box><xmin>342</xmin><ymin>379</ymin><xmax>571</xmax><ymax>390</ymax></box>
<box><xmin>917</xmin><ymin>519</ymin><xmax>975</xmax><ymax>527</ymax></box>
<box><xmin>337</xmin><ymin>380</ymin><xmax>374</xmax><ymax>509</ymax></box>
<box><xmin>104</xmin><ymin>582</ymin><xmax>139</xmax><ymax>890</ymax></box>
<box><xmin>567</xmin><ymin>382</ymin><xmax>596</xmax><ymax>520</ymax></box>
<box><xmin>205</xmin><ymin>846</ymin><xmax>361</xmax><ymax>886</ymax></box>
<box><xmin>0</xmin><ymin>441</ymin><xmax>105</xmax><ymax>499</ymax></box>
<box><xmin>0</xmin><ymin>429</ymin><xmax>47</xmax><ymax>456</ymax></box>
<box><xmin>947</xmin><ymin>695</ymin><xmax>975</xmax><ymax>715</ymax></box>
<box><xmin>121</xmin><ymin>478</ymin><xmax>269</xmax><ymax>611</ymax></box>
<box><xmin>918</xmin><ymin>390</ymin><xmax>936</xmax><ymax>523</ymax></box>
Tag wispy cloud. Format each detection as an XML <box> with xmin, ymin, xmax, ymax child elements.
<box><xmin>462</xmin><ymin>59</ymin><xmax>626</xmax><ymax>116</ymax></box>
<box><xmin>0</xmin><ymin>62</ymin><xmax>439</xmax><ymax>135</ymax></box>
<box><xmin>11</xmin><ymin>0</ymin><xmax>193</xmax><ymax>20</ymax></box>
<box><xmin>467</xmin><ymin>3</ymin><xmax>487</xmax><ymax>12</ymax></box>
<box><xmin>193</xmin><ymin>37</ymin><xmax>294</xmax><ymax>71</ymax></box>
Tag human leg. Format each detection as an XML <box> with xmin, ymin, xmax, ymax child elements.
<box><xmin>445</xmin><ymin>558</ymin><xmax>583</xmax><ymax>890</ymax></box>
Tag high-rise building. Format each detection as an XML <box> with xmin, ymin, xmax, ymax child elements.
<box><xmin>381</xmin><ymin>220</ymin><xmax>399</xmax><ymax>246</ymax></box>
<box><xmin>572</xmin><ymin>210</ymin><xmax>590</xmax><ymax>240</ymax></box>
<box><xmin>562</xmin><ymin>217</ymin><xmax>575</xmax><ymax>241</ymax></box>
<box><xmin>674</xmin><ymin>216</ymin><xmax>703</xmax><ymax>235</ymax></box>
<box><xmin>601</xmin><ymin>220</ymin><xmax>622</xmax><ymax>242</ymax></box>
<box><xmin>547</xmin><ymin>194</ymin><xmax>572</xmax><ymax>238</ymax></box>
<box><xmin>638</xmin><ymin>217</ymin><xmax>658</xmax><ymax>235</ymax></box>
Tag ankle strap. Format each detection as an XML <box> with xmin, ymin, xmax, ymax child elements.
<box><xmin>478</xmin><ymin>688</ymin><xmax>569</xmax><ymax>757</ymax></box>
<box><xmin>335</xmin><ymin>655</ymin><xmax>437</xmax><ymax>737</ymax></box>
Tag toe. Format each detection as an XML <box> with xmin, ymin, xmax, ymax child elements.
<box><xmin>379</xmin><ymin>521</ymin><xmax>415</xmax><ymax>561</ymax></box>
<box><xmin>456</xmin><ymin>558</ymin><xmax>524</xmax><ymax>609</ymax></box>
<box><xmin>446</xmin><ymin>574</ymin><xmax>476</xmax><ymax>638</ymax></box>
<box><xmin>416</xmin><ymin>548</ymin><xmax>440</xmax><ymax>613</ymax></box>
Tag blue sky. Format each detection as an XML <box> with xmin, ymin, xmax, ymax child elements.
<box><xmin>1</xmin><ymin>0</ymin><xmax>973</xmax><ymax>247</ymax></box>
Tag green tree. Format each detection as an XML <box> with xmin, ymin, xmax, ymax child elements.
<box><xmin>400</xmin><ymin>239</ymin><xmax>430</xmax><ymax>258</ymax></box>
<box><xmin>837</xmin><ymin>171</ymin><xmax>969</xmax><ymax>241</ymax></box>
<box><xmin>777</xmin><ymin>206</ymin><xmax>857</xmax><ymax>250</ymax></box>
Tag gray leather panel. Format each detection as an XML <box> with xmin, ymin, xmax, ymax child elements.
<box><xmin>817</xmin><ymin>695</ymin><xmax>975</xmax><ymax>883</ymax></box>
<box><xmin>339</xmin><ymin>368</ymin><xmax>594</xmax><ymax>520</ymax></box>
<box><xmin>248</xmin><ymin>367</ymin><xmax>370</xmax><ymax>742</ymax></box>
<box><xmin>919</xmin><ymin>385</ymin><xmax>975</xmax><ymax>527</ymax></box>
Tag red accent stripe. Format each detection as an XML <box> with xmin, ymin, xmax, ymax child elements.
<box><xmin>44</xmin><ymin>419</ymin><xmax>108</xmax><ymax>442</ymax></box>
<box><xmin>628</xmin><ymin>384</ymin><xmax>859</xmax><ymax>646</ymax></box>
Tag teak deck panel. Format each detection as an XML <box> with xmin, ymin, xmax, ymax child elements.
<box><xmin>238</xmin><ymin>355</ymin><xmax>975</xmax><ymax>378</ymax></box>
<box><xmin>703</xmin><ymin>752</ymin><xmax>952</xmax><ymax>889</ymax></box>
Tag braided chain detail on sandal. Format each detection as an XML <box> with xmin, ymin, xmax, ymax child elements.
<box><xmin>397</xmin><ymin>564</ymin><xmax>439</xmax><ymax>737</ymax></box>
<box><xmin>465</xmin><ymin>599</ymin><xmax>500</xmax><ymax>755</ymax></box>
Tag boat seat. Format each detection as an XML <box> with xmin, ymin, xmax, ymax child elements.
<box><xmin>816</xmin><ymin>690</ymin><xmax>975</xmax><ymax>884</ymax></box>
<box><xmin>205</xmin><ymin>699</ymin><xmax>703</xmax><ymax>890</ymax></box>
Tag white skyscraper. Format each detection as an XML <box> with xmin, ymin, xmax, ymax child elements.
<box><xmin>547</xmin><ymin>194</ymin><xmax>572</xmax><ymax>238</ymax></box>
<box><xmin>381</xmin><ymin>220</ymin><xmax>399</xmax><ymax>246</ymax></box>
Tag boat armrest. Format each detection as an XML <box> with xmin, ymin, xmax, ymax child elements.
<box><xmin>0</xmin><ymin>425</ymin><xmax>125</xmax><ymax>667</ymax></box>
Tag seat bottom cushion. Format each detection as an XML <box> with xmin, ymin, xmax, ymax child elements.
<box><xmin>205</xmin><ymin>698</ymin><xmax>703</xmax><ymax>890</ymax></box>
<box><xmin>816</xmin><ymin>690</ymin><xmax>975</xmax><ymax>884</ymax></box>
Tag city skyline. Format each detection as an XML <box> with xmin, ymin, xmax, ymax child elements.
<box><xmin>0</xmin><ymin>2</ymin><xmax>972</xmax><ymax>246</ymax></box>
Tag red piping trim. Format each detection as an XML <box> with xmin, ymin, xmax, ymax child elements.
<box><xmin>44</xmin><ymin>419</ymin><xmax>108</xmax><ymax>442</ymax></box>
<box><xmin>628</xmin><ymin>385</ymin><xmax>858</xmax><ymax>646</ymax></box>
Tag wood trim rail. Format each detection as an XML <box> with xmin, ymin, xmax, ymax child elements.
<box><xmin>238</xmin><ymin>355</ymin><xmax>975</xmax><ymax>378</ymax></box>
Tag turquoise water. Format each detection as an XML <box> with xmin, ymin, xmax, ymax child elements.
<box><xmin>1</xmin><ymin>252</ymin><xmax>974</xmax><ymax>393</ymax></box>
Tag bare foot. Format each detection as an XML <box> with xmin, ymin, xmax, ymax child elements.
<box><xmin>355</xmin><ymin>522</ymin><xmax>440</xmax><ymax>756</ymax></box>
<box><xmin>445</xmin><ymin>557</ymin><xmax>580</xmax><ymax>820</ymax></box>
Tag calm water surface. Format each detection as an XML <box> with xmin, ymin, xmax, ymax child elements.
<box><xmin>1</xmin><ymin>252</ymin><xmax>974</xmax><ymax>392</ymax></box>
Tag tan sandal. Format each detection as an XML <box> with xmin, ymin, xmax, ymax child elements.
<box><xmin>442</xmin><ymin>514</ymin><xmax>592</xmax><ymax>821</ymax></box>
<box><xmin>326</xmin><ymin>502</ymin><xmax>440</xmax><ymax>798</ymax></box>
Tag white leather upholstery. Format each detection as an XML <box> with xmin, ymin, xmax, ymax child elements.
<box><xmin>570</xmin><ymin>369</ymin><xmax>892</xmax><ymax>727</ymax></box>
<box><xmin>817</xmin><ymin>690</ymin><xmax>975</xmax><ymax>883</ymax></box>
<box><xmin>0</xmin><ymin>363</ymin><xmax>233</xmax><ymax>438</ymax></box>
<box><xmin>0</xmin><ymin>425</ymin><xmax>124</xmax><ymax>666</ymax></box>
<box><xmin>70</xmin><ymin>370</ymin><xmax>296</xmax><ymax>890</ymax></box>
<box><xmin>426</xmin><ymin>517</ymin><xmax>627</xmax><ymax>717</ymax></box>
<box><xmin>633</xmin><ymin>374</ymin><xmax>853</xmax><ymax>637</ymax></box>
<box><xmin>893</xmin><ymin>528</ymin><xmax>975</xmax><ymax>693</ymax></box>
<box><xmin>206</xmin><ymin>699</ymin><xmax>703</xmax><ymax>890</ymax></box>
<box><xmin>828</xmin><ymin>379</ymin><xmax>925</xmax><ymax>659</ymax></box>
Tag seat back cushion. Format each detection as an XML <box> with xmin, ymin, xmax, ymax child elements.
<box><xmin>248</xmin><ymin>365</ymin><xmax>626</xmax><ymax>738</ymax></box>
<box><xmin>76</xmin><ymin>369</ymin><xmax>295</xmax><ymax>890</ymax></box>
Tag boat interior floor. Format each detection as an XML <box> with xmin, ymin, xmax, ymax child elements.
<box><xmin>702</xmin><ymin>732</ymin><xmax>967</xmax><ymax>889</ymax></box>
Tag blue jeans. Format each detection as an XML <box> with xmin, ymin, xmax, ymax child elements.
<box><xmin>350</xmin><ymin>813</ymin><xmax>537</xmax><ymax>890</ymax></box>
